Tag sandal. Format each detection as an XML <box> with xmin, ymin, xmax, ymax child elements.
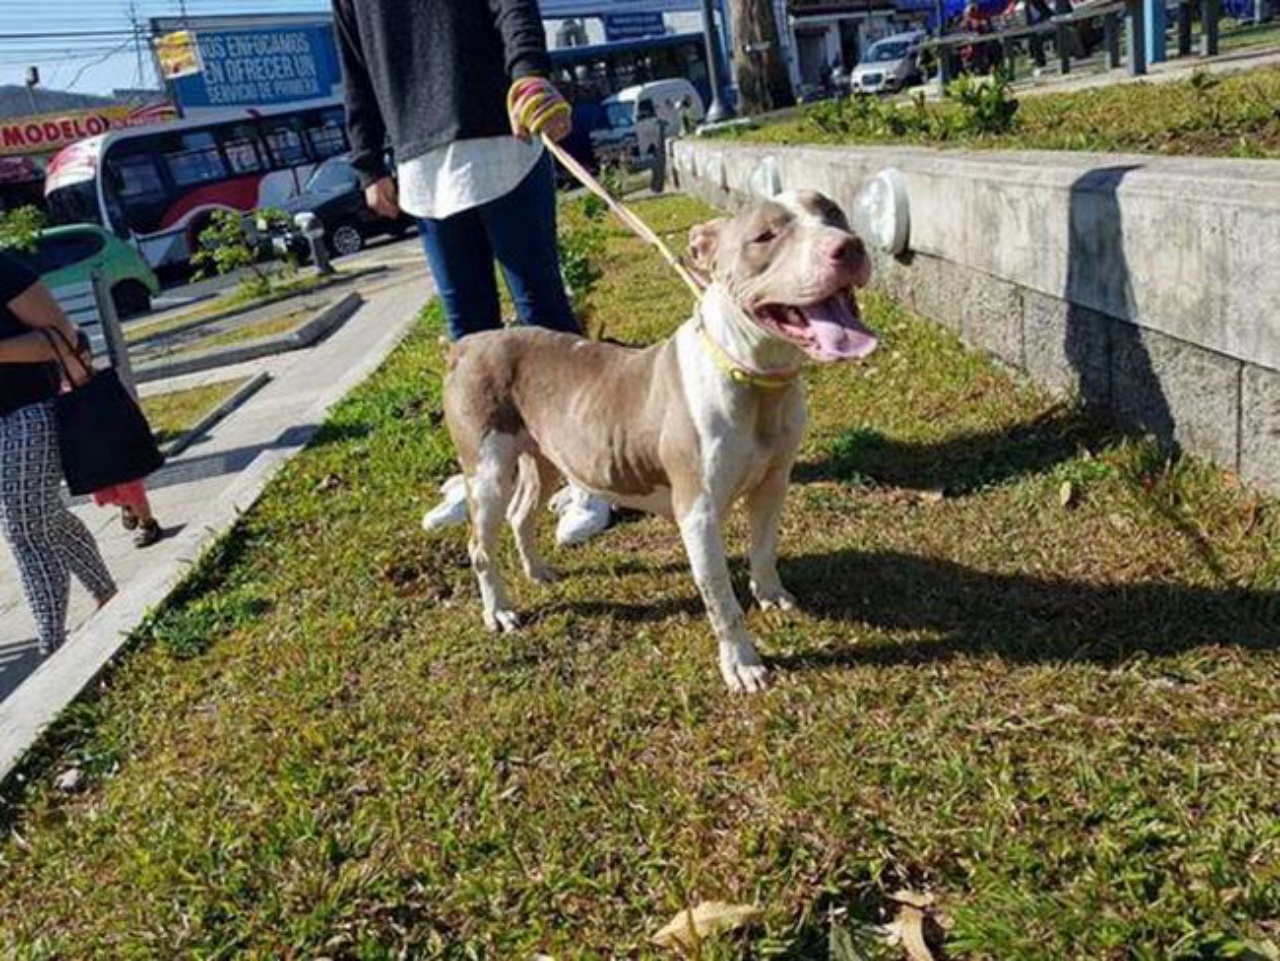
<box><xmin>121</xmin><ymin>506</ymin><xmax>139</xmax><ymax>531</ymax></box>
<box><xmin>134</xmin><ymin>519</ymin><xmax>163</xmax><ymax>548</ymax></box>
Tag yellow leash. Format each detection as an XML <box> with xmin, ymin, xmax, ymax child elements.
<box><xmin>543</xmin><ymin>135</ymin><xmax>797</xmax><ymax>390</ymax></box>
<box><xmin>542</xmin><ymin>136</ymin><xmax>705</xmax><ymax>298</ymax></box>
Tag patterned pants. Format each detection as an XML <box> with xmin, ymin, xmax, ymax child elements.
<box><xmin>0</xmin><ymin>402</ymin><xmax>116</xmax><ymax>654</ymax></box>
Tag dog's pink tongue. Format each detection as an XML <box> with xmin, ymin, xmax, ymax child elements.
<box><xmin>804</xmin><ymin>298</ymin><xmax>878</xmax><ymax>361</ymax></box>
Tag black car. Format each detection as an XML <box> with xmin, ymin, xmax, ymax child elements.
<box><xmin>279</xmin><ymin>156</ymin><xmax>415</xmax><ymax>258</ymax></box>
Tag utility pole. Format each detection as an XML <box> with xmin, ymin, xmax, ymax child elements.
<box><xmin>700</xmin><ymin>0</ymin><xmax>736</xmax><ymax>123</ymax></box>
<box><xmin>24</xmin><ymin>66</ymin><xmax>39</xmax><ymax>114</ymax></box>
<box><xmin>728</xmin><ymin>0</ymin><xmax>795</xmax><ymax>115</ymax></box>
<box><xmin>128</xmin><ymin>0</ymin><xmax>147</xmax><ymax>92</ymax></box>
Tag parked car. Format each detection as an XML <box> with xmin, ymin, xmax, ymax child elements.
<box><xmin>849</xmin><ymin>31</ymin><xmax>928</xmax><ymax>94</ymax></box>
<box><xmin>591</xmin><ymin>79</ymin><xmax>706</xmax><ymax>165</ymax></box>
<box><xmin>8</xmin><ymin>223</ymin><xmax>160</xmax><ymax>318</ymax></box>
<box><xmin>278</xmin><ymin>156</ymin><xmax>415</xmax><ymax>258</ymax></box>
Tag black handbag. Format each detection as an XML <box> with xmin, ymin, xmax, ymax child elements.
<box><xmin>39</xmin><ymin>329</ymin><xmax>165</xmax><ymax>496</ymax></box>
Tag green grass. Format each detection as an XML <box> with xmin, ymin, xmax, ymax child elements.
<box><xmin>139</xmin><ymin>377</ymin><xmax>249</xmax><ymax>445</ymax></box>
<box><xmin>1</xmin><ymin>194</ymin><xmax>1277</xmax><ymax>959</ymax></box>
<box><xmin>736</xmin><ymin>64</ymin><xmax>1280</xmax><ymax>158</ymax></box>
<box><xmin>1220</xmin><ymin>19</ymin><xmax>1280</xmax><ymax>53</ymax></box>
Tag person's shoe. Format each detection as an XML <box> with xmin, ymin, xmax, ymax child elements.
<box><xmin>121</xmin><ymin>506</ymin><xmax>139</xmax><ymax>531</ymax></box>
<box><xmin>422</xmin><ymin>473</ymin><xmax>469</xmax><ymax>533</ymax></box>
<box><xmin>134</xmin><ymin>519</ymin><xmax>163</xmax><ymax>548</ymax></box>
<box><xmin>551</xmin><ymin>485</ymin><xmax>612</xmax><ymax>546</ymax></box>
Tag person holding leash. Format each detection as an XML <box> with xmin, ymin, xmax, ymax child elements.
<box><xmin>0</xmin><ymin>250</ymin><xmax>117</xmax><ymax>656</ymax></box>
<box><xmin>333</xmin><ymin>0</ymin><xmax>613</xmax><ymax>545</ymax></box>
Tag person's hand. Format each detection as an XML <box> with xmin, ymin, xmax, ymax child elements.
<box><xmin>365</xmin><ymin>177</ymin><xmax>401</xmax><ymax>218</ymax></box>
<box><xmin>49</xmin><ymin>332</ymin><xmax>93</xmax><ymax>387</ymax></box>
<box><xmin>507</xmin><ymin>77</ymin><xmax>573</xmax><ymax>143</ymax></box>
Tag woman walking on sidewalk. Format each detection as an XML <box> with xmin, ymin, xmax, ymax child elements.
<box><xmin>0</xmin><ymin>250</ymin><xmax>116</xmax><ymax>655</ymax></box>
<box><xmin>333</xmin><ymin>0</ymin><xmax>613</xmax><ymax>545</ymax></box>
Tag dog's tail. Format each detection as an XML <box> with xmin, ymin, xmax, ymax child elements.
<box><xmin>506</xmin><ymin>453</ymin><xmax>544</xmax><ymax>527</ymax></box>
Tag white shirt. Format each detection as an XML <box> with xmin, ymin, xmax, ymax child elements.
<box><xmin>396</xmin><ymin>136</ymin><xmax>544</xmax><ymax>221</ymax></box>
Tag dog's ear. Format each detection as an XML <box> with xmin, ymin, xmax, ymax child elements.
<box><xmin>687</xmin><ymin>219</ymin><xmax>725</xmax><ymax>273</ymax></box>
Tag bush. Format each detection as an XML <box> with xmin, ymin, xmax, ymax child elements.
<box><xmin>0</xmin><ymin>205</ymin><xmax>47</xmax><ymax>253</ymax></box>
<box><xmin>802</xmin><ymin>74</ymin><xmax>1019</xmax><ymax>142</ymax></box>
<box><xmin>558</xmin><ymin>220</ymin><xmax>604</xmax><ymax>304</ymax></box>
<box><xmin>804</xmin><ymin>91</ymin><xmax>943</xmax><ymax>140</ymax></box>
<box><xmin>947</xmin><ymin>71</ymin><xmax>1020</xmax><ymax>136</ymax></box>
<box><xmin>192</xmin><ymin>207</ymin><xmax>294</xmax><ymax>300</ymax></box>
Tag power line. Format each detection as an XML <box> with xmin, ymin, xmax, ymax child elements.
<box><xmin>61</xmin><ymin>36</ymin><xmax>136</xmax><ymax>90</ymax></box>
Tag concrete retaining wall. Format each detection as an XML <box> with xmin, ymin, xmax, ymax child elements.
<box><xmin>669</xmin><ymin>138</ymin><xmax>1280</xmax><ymax>491</ymax></box>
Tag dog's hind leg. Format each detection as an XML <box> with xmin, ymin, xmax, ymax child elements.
<box><xmin>508</xmin><ymin>452</ymin><xmax>559</xmax><ymax>585</ymax></box>
<box><xmin>469</xmin><ymin>432</ymin><xmax>521</xmax><ymax>633</ymax></box>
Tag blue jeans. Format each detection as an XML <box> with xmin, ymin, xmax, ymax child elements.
<box><xmin>418</xmin><ymin>152</ymin><xmax>579</xmax><ymax>342</ymax></box>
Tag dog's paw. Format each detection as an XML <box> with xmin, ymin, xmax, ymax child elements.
<box><xmin>483</xmin><ymin>609</ymin><xmax>522</xmax><ymax>633</ymax></box>
<box><xmin>752</xmin><ymin>582</ymin><xmax>798</xmax><ymax>612</ymax></box>
<box><xmin>720</xmin><ymin>640</ymin><xmax>770</xmax><ymax>694</ymax></box>
<box><xmin>524</xmin><ymin>563</ymin><xmax>560</xmax><ymax>585</ymax></box>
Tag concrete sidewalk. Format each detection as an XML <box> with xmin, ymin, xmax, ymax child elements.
<box><xmin>0</xmin><ymin>265</ymin><xmax>432</xmax><ymax>708</ymax></box>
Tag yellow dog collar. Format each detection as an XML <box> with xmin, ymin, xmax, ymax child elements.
<box><xmin>695</xmin><ymin>322</ymin><xmax>800</xmax><ymax>390</ymax></box>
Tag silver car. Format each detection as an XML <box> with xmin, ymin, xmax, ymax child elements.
<box><xmin>849</xmin><ymin>32</ymin><xmax>927</xmax><ymax>94</ymax></box>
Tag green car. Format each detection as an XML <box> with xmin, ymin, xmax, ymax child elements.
<box><xmin>11</xmin><ymin>224</ymin><xmax>160</xmax><ymax>319</ymax></box>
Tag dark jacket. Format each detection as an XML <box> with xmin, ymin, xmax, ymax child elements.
<box><xmin>0</xmin><ymin>251</ymin><xmax>57</xmax><ymax>418</ymax></box>
<box><xmin>332</xmin><ymin>0</ymin><xmax>552</xmax><ymax>187</ymax></box>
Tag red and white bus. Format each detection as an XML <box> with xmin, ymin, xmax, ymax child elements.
<box><xmin>44</xmin><ymin>99</ymin><xmax>349</xmax><ymax>270</ymax></box>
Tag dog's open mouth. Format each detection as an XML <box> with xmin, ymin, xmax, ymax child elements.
<box><xmin>754</xmin><ymin>290</ymin><xmax>878</xmax><ymax>362</ymax></box>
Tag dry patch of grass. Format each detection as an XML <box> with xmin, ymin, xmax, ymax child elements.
<box><xmin>0</xmin><ymin>195</ymin><xmax>1276</xmax><ymax>959</ymax></box>
<box><xmin>139</xmin><ymin>377</ymin><xmax>249</xmax><ymax>446</ymax></box>
<box><xmin>140</xmin><ymin>309</ymin><xmax>312</xmax><ymax>363</ymax></box>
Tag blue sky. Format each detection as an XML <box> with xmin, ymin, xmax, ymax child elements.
<box><xmin>0</xmin><ymin>0</ymin><xmax>329</xmax><ymax>99</ymax></box>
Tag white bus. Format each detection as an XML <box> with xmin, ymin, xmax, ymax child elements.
<box><xmin>44</xmin><ymin>99</ymin><xmax>348</xmax><ymax>271</ymax></box>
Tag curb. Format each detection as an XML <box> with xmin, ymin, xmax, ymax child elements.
<box><xmin>0</xmin><ymin>293</ymin><xmax>422</xmax><ymax>785</ymax></box>
<box><xmin>133</xmin><ymin>291</ymin><xmax>363</xmax><ymax>384</ymax></box>
<box><xmin>128</xmin><ymin>266</ymin><xmax>386</xmax><ymax>348</ymax></box>
<box><xmin>161</xmin><ymin>370</ymin><xmax>273</xmax><ymax>459</ymax></box>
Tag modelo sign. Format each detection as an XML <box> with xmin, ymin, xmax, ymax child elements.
<box><xmin>0</xmin><ymin>103</ymin><xmax>175</xmax><ymax>158</ymax></box>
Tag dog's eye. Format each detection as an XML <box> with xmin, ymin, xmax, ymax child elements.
<box><xmin>751</xmin><ymin>229</ymin><xmax>777</xmax><ymax>245</ymax></box>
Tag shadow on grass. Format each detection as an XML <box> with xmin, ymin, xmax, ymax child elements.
<box><xmin>774</xmin><ymin>548</ymin><xmax>1280</xmax><ymax>668</ymax></box>
<box><xmin>551</xmin><ymin>595</ymin><xmax>704</xmax><ymax>625</ymax></box>
<box><xmin>796</xmin><ymin>403</ymin><xmax>1113</xmax><ymax>495</ymax></box>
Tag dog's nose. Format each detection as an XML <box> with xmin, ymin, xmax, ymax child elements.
<box><xmin>827</xmin><ymin>236</ymin><xmax>864</xmax><ymax>265</ymax></box>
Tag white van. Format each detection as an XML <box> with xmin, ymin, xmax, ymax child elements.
<box><xmin>593</xmin><ymin>79</ymin><xmax>706</xmax><ymax>162</ymax></box>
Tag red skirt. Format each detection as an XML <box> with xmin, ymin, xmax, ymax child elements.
<box><xmin>92</xmin><ymin>479</ymin><xmax>149</xmax><ymax>510</ymax></box>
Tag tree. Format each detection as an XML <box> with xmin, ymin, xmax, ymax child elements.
<box><xmin>0</xmin><ymin>205</ymin><xmax>47</xmax><ymax>253</ymax></box>
<box><xmin>728</xmin><ymin>0</ymin><xmax>796</xmax><ymax>115</ymax></box>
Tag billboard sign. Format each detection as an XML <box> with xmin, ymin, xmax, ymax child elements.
<box><xmin>0</xmin><ymin>103</ymin><xmax>176</xmax><ymax>158</ymax></box>
<box><xmin>542</xmin><ymin>0</ymin><xmax>698</xmax><ymax>12</ymax></box>
<box><xmin>604</xmin><ymin>12</ymin><xmax>667</xmax><ymax>40</ymax></box>
<box><xmin>160</xmin><ymin>23</ymin><xmax>343</xmax><ymax>115</ymax></box>
<box><xmin>155</xmin><ymin>30</ymin><xmax>202</xmax><ymax>80</ymax></box>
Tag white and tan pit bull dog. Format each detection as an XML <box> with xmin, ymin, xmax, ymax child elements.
<box><xmin>443</xmin><ymin>191</ymin><xmax>877</xmax><ymax>692</ymax></box>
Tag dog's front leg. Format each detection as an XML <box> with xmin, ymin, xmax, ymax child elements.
<box><xmin>675</xmin><ymin>493</ymin><xmax>769</xmax><ymax>693</ymax></box>
<box><xmin>745</xmin><ymin>462</ymin><xmax>797</xmax><ymax>612</ymax></box>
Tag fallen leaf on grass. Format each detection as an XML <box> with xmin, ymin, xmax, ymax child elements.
<box><xmin>652</xmin><ymin>901</ymin><xmax>760</xmax><ymax>949</ymax></box>
<box><xmin>883</xmin><ymin>891</ymin><xmax>938</xmax><ymax>961</ymax></box>
<box><xmin>314</xmin><ymin>473</ymin><xmax>344</xmax><ymax>493</ymax></box>
<box><xmin>1058</xmin><ymin>480</ymin><xmax>1076</xmax><ymax>507</ymax></box>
